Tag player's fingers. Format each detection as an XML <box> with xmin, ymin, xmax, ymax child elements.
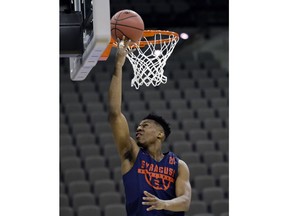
<box><xmin>127</xmin><ymin>49</ymin><xmax>135</xmax><ymax>55</ymax></box>
<box><xmin>144</xmin><ymin>191</ymin><xmax>154</xmax><ymax>197</ymax></box>
<box><xmin>118</xmin><ymin>40</ymin><xmax>125</xmax><ymax>48</ymax></box>
<box><xmin>146</xmin><ymin>205</ymin><xmax>156</xmax><ymax>211</ymax></box>
<box><xmin>142</xmin><ymin>201</ymin><xmax>156</xmax><ymax>206</ymax></box>
<box><xmin>142</xmin><ymin>196</ymin><xmax>156</xmax><ymax>201</ymax></box>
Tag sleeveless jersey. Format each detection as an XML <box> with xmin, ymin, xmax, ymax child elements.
<box><xmin>123</xmin><ymin>148</ymin><xmax>184</xmax><ymax>216</ymax></box>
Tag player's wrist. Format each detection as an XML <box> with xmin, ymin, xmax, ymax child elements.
<box><xmin>162</xmin><ymin>200</ymin><xmax>169</xmax><ymax>210</ymax></box>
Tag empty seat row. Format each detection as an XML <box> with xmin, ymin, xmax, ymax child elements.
<box><xmin>61</xmin><ymin>98</ymin><xmax>228</xmax><ymax>118</ymax></box>
<box><xmin>60</xmin><ymin>139</ymin><xmax>228</xmax><ymax>161</ymax></box>
<box><xmin>60</xmin><ymin>128</ymin><xmax>228</xmax><ymax>148</ymax></box>
<box><xmin>60</xmin><ymin>118</ymin><xmax>228</xmax><ymax>138</ymax></box>
<box><xmin>60</xmin><ymin>79</ymin><xmax>228</xmax><ymax>104</ymax></box>
<box><xmin>186</xmin><ymin>199</ymin><xmax>228</xmax><ymax>216</ymax></box>
<box><xmin>60</xmin><ymin>156</ymin><xmax>121</xmax><ymax>173</ymax></box>
<box><xmin>61</xmin><ymin>162</ymin><xmax>228</xmax><ymax>186</ymax></box>
<box><xmin>61</xmin><ymin>204</ymin><xmax>126</xmax><ymax>216</ymax></box>
<box><xmin>61</xmin><ymin>193</ymin><xmax>228</xmax><ymax>216</ymax></box>
<box><xmin>60</xmin><ymin>108</ymin><xmax>228</xmax><ymax>127</ymax></box>
<box><xmin>60</xmin><ymin>192</ymin><xmax>123</xmax><ymax>210</ymax></box>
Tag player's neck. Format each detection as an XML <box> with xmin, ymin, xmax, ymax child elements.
<box><xmin>146</xmin><ymin>144</ymin><xmax>164</xmax><ymax>162</ymax></box>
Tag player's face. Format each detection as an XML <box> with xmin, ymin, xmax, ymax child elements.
<box><xmin>136</xmin><ymin>120</ymin><xmax>160</xmax><ymax>147</ymax></box>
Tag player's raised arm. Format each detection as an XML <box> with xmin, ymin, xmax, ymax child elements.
<box><xmin>108</xmin><ymin>39</ymin><xmax>138</xmax><ymax>164</ymax></box>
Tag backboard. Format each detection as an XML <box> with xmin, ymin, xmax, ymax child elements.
<box><xmin>60</xmin><ymin>0</ymin><xmax>111</xmax><ymax>81</ymax></box>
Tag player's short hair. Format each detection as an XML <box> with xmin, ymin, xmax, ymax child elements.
<box><xmin>143</xmin><ymin>113</ymin><xmax>171</xmax><ymax>140</ymax></box>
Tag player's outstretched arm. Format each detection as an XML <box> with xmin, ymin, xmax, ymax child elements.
<box><xmin>142</xmin><ymin>160</ymin><xmax>191</xmax><ymax>212</ymax></box>
<box><xmin>108</xmin><ymin>39</ymin><xmax>138</xmax><ymax>164</ymax></box>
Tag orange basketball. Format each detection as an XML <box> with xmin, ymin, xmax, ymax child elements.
<box><xmin>110</xmin><ymin>10</ymin><xmax>145</xmax><ymax>43</ymax></box>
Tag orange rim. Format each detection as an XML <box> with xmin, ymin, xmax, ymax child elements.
<box><xmin>109</xmin><ymin>30</ymin><xmax>179</xmax><ymax>47</ymax></box>
<box><xmin>100</xmin><ymin>30</ymin><xmax>179</xmax><ymax>61</ymax></box>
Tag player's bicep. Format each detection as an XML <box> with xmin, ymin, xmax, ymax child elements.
<box><xmin>176</xmin><ymin>160</ymin><xmax>192</xmax><ymax>200</ymax></box>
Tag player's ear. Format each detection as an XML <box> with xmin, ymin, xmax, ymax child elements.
<box><xmin>157</xmin><ymin>131</ymin><xmax>165</xmax><ymax>140</ymax></box>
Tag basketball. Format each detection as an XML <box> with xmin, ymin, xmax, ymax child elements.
<box><xmin>110</xmin><ymin>9</ymin><xmax>145</xmax><ymax>43</ymax></box>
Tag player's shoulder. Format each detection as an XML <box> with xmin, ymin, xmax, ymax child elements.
<box><xmin>178</xmin><ymin>159</ymin><xmax>189</xmax><ymax>171</ymax></box>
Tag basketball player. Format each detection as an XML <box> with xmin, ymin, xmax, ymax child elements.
<box><xmin>108</xmin><ymin>39</ymin><xmax>191</xmax><ymax>216</ymax></box>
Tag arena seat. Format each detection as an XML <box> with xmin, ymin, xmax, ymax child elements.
<box><xmin>71</xmin><ymin>123</ymin><xmax>91</xmax><ymax>135</ymax></box>
<box><xmin>196</xmin><ymin>108</ymin><xmax>216</xmax><ymax>120</ymax></box>
<box><xmin>142</xmin><ymin>90</ymin><xmax>162</xmax><ymax>101</ymax></box>
<box><xmin>76</xmin><ymin>81</ymin><xmax>96</xmax><ymax>93</ymax></box>
<box><xmin>77</xmin><ymin>205</ymin><xmax>101</xmax><ymax>216</ymax></box>
<box><xmin>191</xmin><ymin>69</ymin><xmax>209</xmax><ymax>79</ymax></box>
<box><xmin>75</xmin><ymin>133</ymin><xmax>96</xmax><ymax>147</ymax></box>
<box><xmin>64</xmin><ymin>169</ymin><xmax>86</xmax><ymax>185</ymax></box>
<box><xmin>175</xmin><ymin>109</ymin><xmax>195</xmax><ymax>121</ymax></box>
<box><xmin>93</xmin><ymin>179</ymin><xmax>117</xmax><ymax>198</ymax></box>
<box><xmin>68</xmin><ymin>180</ymin><xmax>91</xmax><ymax>198</ymax></box>
<box><xmin>202</xmin><ymin>187</ymin><xmax>225</xmax><ymax>205</ymax></box>
<box><xmin>88</xmin><ymin>167</ymin><xmax>111</xmax><ymax>183</ymax></box>
<box><xmin>85</xmin><ymin>102</ymin><xmax>105</xmax><ymax>113</ymax></box>
<box><xmin>72</xmin><ymin>193</ymin><xmax>96</xmax><ymax>211</ymax></box>
<box><xmin>61</xmin><ymin>157</ymin><xmax>82</xmax><ymax>172</ymax></box>
<box><xmin>148</xmin><ymin>100</ymin><xmax>168</xmax><ymax>111</ymax></box>
<box><xmin>195</xmin><ymin>140</ymin><xmax>216</xmax><ymax>154</ymax></box>
<box><xmin>102</xmin><ymin>144</ymin><xmax>118</xmax><ymax>157</ymax></box>
<box><xmin>203</xmin><ymin>88</ymin><xmax>222</xmax><ymax>99</ymax></box>
<box><xmin>60</xmin><ymin>194</ymin><xmax>69</xmax><ymax>207</ymax></box>
<box><xmin>60</xmin><ymin>146</ymin><xmax>77</xmax><ymax>158</ymax></box>
<box><xmin>107</xmin><ymin>155</ymin><xmax>121</xmax><ymax>170</ymax></box>
<box><xmin>188</xmin><ymin>164</ymin><xmax>208</xmax><ymax>180</ymax></box>
<box><xmin>61</xmin><ymin>92</ymin><xmax>80</xmax><ymax>104</ymax></box>
<box><xmin>219</xmin><ymin>175</ymin><xmax>229</xmax><ymax>194</ymax></box>
<box><xmin>193</xmin><ymin>213</ymin><xmax>215</xmax><ymax>216</ymax></box>
<box><xmin>217</xmin><ymin>140</ymin><xmax>228</xmax><ymax>153</ymax></box>
<box><xmin>84</xmin><ymin>156</ymin><xmax>106</xmax><ymax>171</ymax></box>
<box><xmin>211</xmin><ymin>199</ymin><xmax>229</xmax><ymax>216</ymax></box>
<box><xmin>203</xmin><ymin>118</ymin><xmax>223</xmax><ymax>130</ymax></box>
<box><xmin>81</xmin><ymin>92</ymin><xmax>101</xmax><ymax>105</ymax></box>
<box><xmin>104</xmin><ymin>204</ymin><xmax>126</xmax><ymax>216</ymax></box>
<box><xmin>79</xmin><ymin>145</ymin><xmax>101</xmax><ymax>159</ymax></box>
<box><xmin>209</xmin><ymin>98</ymin><xmax>228</xmax><ymax>109</ymax></box>
<box><xmin>202</xmin><ymin>152</ymin><xmax>224</xmax><ymax>166</ymax></box>
<box><xmin>210</xmin><ymin>163</ymin><xmax>229</xmax><ymax>179</ymax></box>
<box><xmin>189</xmin><ymin>99</ymin><xmax>209</xmax><ymax>109</ymax></box>
<box><xmin>186</xmin><ymin>201</ymin><xmax>208</xmax><ymax>216</ymax></box>
<box><xmin>169</xmin><ymin>99</ymin><xmax>189</xmax><ymax>110</ymax></box>
<box><xmin>67</xmin><ymin>113</ymin><xmax>88</xmax><ymax>124</ymax></box>
<box><xmin>170</xmin><ymin>141</ymin><xmax>192</xmax><ymax>156</ymax></box>
<box><xmin>180</xmin><ymin>152</ymin><xmax>201</xmax><ymax>164</ymax></box>
<box><xmin>64</xmin><ymin>102</ymin><xmax>84</xmax><ymax>113</ymax></box>
<box><xmin>60</xmin><ymin>207</ymin><xmax>74</xmax><ymax>216</ymax></box>
<box><xmin>194</xmin><ymin>175</ymin><xmax>216</xmax><ymax>192</ymax></box>
<box><xmin>98</xmin><ymin>192</ymin><xmax>122</xmax><ymax>210</ymax></box>
<box><xmin>181</xmin><ymin>119</ymin><xmax>202</xmax><ymax>131</ymax></box>
<box><xmin>188</xmin><ymin>130</ymin><xmax>209</xmax><ymax>143</ymax></box>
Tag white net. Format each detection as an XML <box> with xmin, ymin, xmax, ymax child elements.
<box><xmin>126</xmin><ymin>31</ymin><xmax>179</xmax><ymax>89</ymax></box>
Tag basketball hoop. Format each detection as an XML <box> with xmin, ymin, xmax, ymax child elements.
<box><xmin>127</xmin><ymin>30</ymin><xmax>179</xmax><ymax>89</ymax></box>
<box><xmin>103</xmin><ymin>30</ymin><xmax>179</xmax><ymax>89</ymax></box>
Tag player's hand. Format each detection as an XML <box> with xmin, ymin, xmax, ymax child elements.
<box><xmin>115</xmin><ymin>37</ymin><xmax>130</xmax><ymax>67</ymax></box>
<box><xmin>142</xmin><ymin>191</ymin><xmax>167</xmax><ymax>211</ymax></box>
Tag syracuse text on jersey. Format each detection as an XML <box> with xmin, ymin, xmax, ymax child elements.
<box><xmin>137</xmin><ymin>156</ymin><xmax>177</xmax><ymax>191</ymax></box>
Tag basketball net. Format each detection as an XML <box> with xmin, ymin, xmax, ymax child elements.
<box><xmin>126</xmin><ymin>30</ymin><xmax>179</xmax><ymax>89</ymax></box>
